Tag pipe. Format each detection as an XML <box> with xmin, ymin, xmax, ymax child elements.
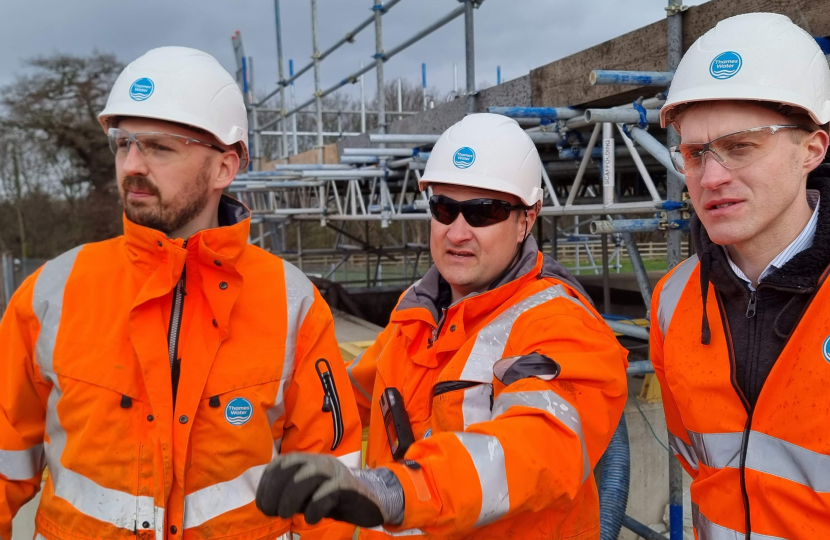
<box><xmin>464</xmin><ymin>0</ymin><xmax>476</xmax><ymax>113</ymax></box>
<box><xmin>626</xmin><ymin>360</ymin><xmax>655</xmax><ymax>376</ymax></box>
<box><xmin>558</xmin><ymin>146</ymin><xmax>630</xmax><ymax>160</ymax></box>
<box><xmin>489</xmin><ymin>106</ymin><xmax>582</xmax><ymax>120</ymax></box>
<box><xmin>367</xmin><ymin>132</ymin><xmax>562</xmax><ymax>145</ymax></box>
<box><xmin>274</xmin><ymin>0</ymin><xmax>288</xmax><ymax>160</ymax></box>
<box><xmin>622</xmin><ymin>231</ymin><xmax>653</xmax><ymax>312</ymax></box>
<box><xmin>311</xmin><ymin>0</ymin><xmax>324</xmax><ymax>164</ymax></box>
<box><xmin>374</xmin><ymin>0</ymin><xmax>386</xmax><ymax>140</ymax></box>
<box><xmin>602</xmin><ymin>122</ymin><xmax>615</xmax><ymax>207</ymax></box>
<box><xmin>300</xmin><ymin>169</ymin><xmax>404</xmax><ymax>178</ymax></box>
<box><xmin>254</xmin><ymin>0</ymin><xmax>403</xmax><ymax>106</ymax></box>
<box><xmin>273</xmin><ymin>164</ymin><xmax>352</xmax><ymax>170</ymax></box>
<box><xmin>598</xmin><ymin>416</ymin><xmax>630</xmax><ymax>540</ymax></box>
<box><xmin>583</xmin><ymin>108</ymin><xmax>661</xmax><ymax>125</ymax></box>
<box><xmin>590</xmin><ymin>218</ymin><xmax>690</xmax><ymax>234</ymax></box>
<box><xmin>339</xmin><ymin>156</ymin><xmax>380</xmax><ymax>164</ymax></box>
<box><xmin>626</xmin><ymin>126</ymin><xmax>685</xmax><ymax>182</ymax></box>
<box><xmin>623</xmin><ymin>515</ymin><xmax>669</xmax><ymax>540</ymax></box>
<box><xmin>343</xmin><ymin>148</ymin><xmax>419</xmax><ymax>157</ymax></box>
<box><xmin>261</xmin><ymin>130</ymin><xmax>361</xmax><ymax>137</ymax></box>
<box><xmin>539</xmin><ymin>200</ymin><xmax>664</xmax><ymax>216</ymax></box>
<box><xmin>605</xmin><ymin>320</ymin><xmax>649</xmax><ymax>341</ymax></box>
<box><xmin>666</xmin><ymin>3</ymin><xmax>685</xmax><ymax>540</ymax></box>
<box><xmin>590</xmin><ymin>70</ymin><xmax>674</xmax><ymax>87</ymax></box>
<box><xmin>290</xmin><ymin>60</ymin><xmax>298</xmax><ymax>154</ymax></box>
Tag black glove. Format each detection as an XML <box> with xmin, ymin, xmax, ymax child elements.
<box><xmin>255</xmin><ymin>452</ymin><xmax>404</xmax><ymax>528</ymax></box>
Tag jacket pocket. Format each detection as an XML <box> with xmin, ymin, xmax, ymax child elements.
<box><xmin>431</xmin><ymin>381</ymin><xmax>493</xmax><ymax>432</ymax></box>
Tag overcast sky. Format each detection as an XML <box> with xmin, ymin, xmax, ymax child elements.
<box><xmin>2</xmin><ymin>0</ymin><xmax>709</xmax><ymax>106</ymax></box>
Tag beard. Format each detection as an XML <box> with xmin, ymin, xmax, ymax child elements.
<box><xmin>120</xmin><ymin>158</ymin><xmax>212</xmax><ymax>235</ymax></box>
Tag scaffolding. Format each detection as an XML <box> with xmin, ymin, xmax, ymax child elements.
<box><xmin>230</xmin><ymin>3</ymin><xmax>689</xmax><ymax>538</ymax></box>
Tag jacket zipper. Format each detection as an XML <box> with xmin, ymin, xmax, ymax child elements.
<box><xmin>168</xmin><ymin>239</ymin><xmax>188</xmax><ymax>402</ymax></box>
<box><xmin>714</xmin><ymin>290</ymin><xmax>753</xmax><ymax>539</ymax></box>
<box><xmin>715</xmin><ymin>271</ymin><xmax>827</xmax><ymax>540</ymax></box>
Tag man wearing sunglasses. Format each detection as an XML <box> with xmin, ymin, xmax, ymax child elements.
<box><xmin>650</xmin><ymin>13</ymin><xmax>830</xmax><ymax>539</ymax></box>
<box><xmin>256</xmin><ymin>113</ymin><xmax>629</xmax><ymax>538</ymax></box>
<box><xmin>0</xmin><ymin>46</ymin><xmax>362</xmax><ymax>540</ymax></box>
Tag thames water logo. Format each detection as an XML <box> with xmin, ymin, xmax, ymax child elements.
<box><xmin>453</xmin><ymin>147</ymin><xmax>476</xmax><ymax>169</ymax></box>
<box><xmin>225</xmin><ymin>397</ymin><xmax>253</xmax><ymax>426</ymax></box>
<box><xmin>709</xmin><ymin>52</ymin><xmax>742</xmax><ymax>80</ymax></box>
<box><xmin>823</xmin><ymin>336</ymin><xmax>830</xmax><ymax>364</ymax></box>
<box><xmin>129</xmin><ymin>78</ymin><xmax>155</xmax><ymax>101</ymax></box>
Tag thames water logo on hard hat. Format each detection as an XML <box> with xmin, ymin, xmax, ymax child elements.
<box><xmin>453</xmin><ymin>147</ymin><xmax>476</xmax><ymax>169</ymax></box>
<box><xmin>709</xmin><ymin>52</ymin><xmax>742</xmax><ymax>80</ymax></box>
<box><xmin>823</xmin><ymin>336</ymin><xmax>830</xmax><ymax>364</ymax></box>
<box><xmin>225</xmin><ymin>397</ymin><xmax>253</xmax><ymax>425</ymax></box>
<box><xmin>129</xmin><ymin>78</ymin><xmax>155</xmax><ymax>101</ymax></box>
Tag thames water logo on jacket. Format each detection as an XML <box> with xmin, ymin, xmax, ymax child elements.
<box><xmin>709</xmin><ymin>52</ymin><xmax>742</xmax><ymax>80</ymax></box>
<box><xmin>129</xmin><ymin>78</ymin><xmax>155</xmax><ymax>101</ymax></box>
<box><xmin>225</xmin><ymin>397</ymin><xmax>253</xmax><ymax>425</ymax></box>
<box><xmin>823</xmin><ymin>336</ymin><xmax>830</xmax><ymax>364</ymax></box>
<box><xmin>453</xmin><ymin>147</ymin><xmax>476</xmax><ymax>169</ymax></box>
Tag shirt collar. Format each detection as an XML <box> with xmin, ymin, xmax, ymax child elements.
<box><xmin>726</xmin><ymin>195</ymin><xmax>820</xmax><ymax>290</ymax></box>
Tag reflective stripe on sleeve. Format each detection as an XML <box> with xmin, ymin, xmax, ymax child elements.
<box><xmin>491</xmin><ymin>389</ymin><xmax>590</xmax><ymax>483</ymax></box>
<box><xmin>0</xmin><ymin>444</ymin><xmax>45</xmax><ymax>481</ymax></box>
<box><xmin>454</xmin><ymin>432</ymin><xmax>510</xmax><ymax>527</ymax></box>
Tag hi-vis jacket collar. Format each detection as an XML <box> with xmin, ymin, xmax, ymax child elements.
<box><xmin>123</xmin><ymin>195</ymin><xmax>252</xmax><ymax>275</ymax></box>
<box><xmin>394</xmin><ymin>235</ymin><xmax>591</xmax><ymax>327</ymax></box>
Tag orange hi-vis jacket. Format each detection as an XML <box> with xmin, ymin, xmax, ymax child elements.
<box><xmin>348</xmin><ymin>238</ymin><xmax>629</xmax><ymax>539</ymax></box>
<box><xmin>652</xmin><ymin>254</ymin><xmax>830</xmax><ymax>539</ymax></box>
<box><xmin>0</xmin><ymin>197</ymin><xmax>361</xmax><ymax>540</ymax></box>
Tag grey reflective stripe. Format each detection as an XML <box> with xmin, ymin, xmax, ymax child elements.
<box><xmin>0</xmin><ymin>444</ymin><xmax>45</xmax><ymax>481</ymax></box>
<box><xmin>460</xmin><ymin>284</ymin><xmax>589</xmax><ymax>384</ymax></box>
<box><xmin>667</xmin><ymin>432</ymin><xmax>699</xmax><ymax>470</ymax></box>
<box><xmin>336</xmin><ymin>450</ymin><xmax>362</xmax><ymax>468</ymax></box>
<box><xmin>183</xmin><ymin>445</ymin><xmax>279</xmax><ymax>529</ymax></box>
<box><xmin>461</xmin><ymin>384</ymin><xmax>492</xmax><ymax>429</ymax></box>
<box><xmin>454</xmin><ymin>432</ymin><xmax>510</xmax><ymax>527</ymax></box>
<box><xmin>365</xmin><ymin>525</ymin><xmax>426</xmax><ymax>536</ymax></box>
<box><xmin>687</xmin><ymin>429</ymin><xmax>830</xmax><ymax>493</ymax></box>
<box><xmin>688</xmin><ymin>430</ymin><xmax>742</xmax><ymax>470</ymax></box>
<box><xmin>267</xmin><ymin>261</ymin><xmax>315</xmax><ymax>427</ymax></box>
<box><xmin>745</xmin><ymin>431</ymin><xmax>830</xmax><ymax>493</ymax></box>
<box><xmin>491</xmin><ymin>390</ymin><xmax>590</xmax><ymax>483</ymax></box>
<box><xmin>347</xmin><ymin>351</ymin><xmax>372</xmax><ymax>402</ymax></box>
<box><xmin>33</xmin><ymin>247</ymin><xmax>163</xmax><ymax>532</ymax></box>
<box><xmin>656</xmin><ymin>254</ymin><xmax>699</xmax><ymax>339</ymax></box>
<box><xmin>692</xmin><ymin>504</ymin><xmax>785</xmax><ymax>540</ymax></box>
<box><xmin>32</xmin><ymin>246</ymin><xmax>82</xmax><ymax>373</ymax></box>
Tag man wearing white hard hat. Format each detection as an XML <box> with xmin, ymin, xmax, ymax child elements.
<box><xmin>255</xmin><ymin>113</ymin><xmax>629</xmax><ymax>539</ymax></box>
<box><xmin>0</xmin><ymin>47</ymin><xmax>362</xmax><ymax>540</ymax></box>
<box><xmin>650</xmin><ymin>13</ymin><xmax>830</xmax><ymax>539</ymax></box>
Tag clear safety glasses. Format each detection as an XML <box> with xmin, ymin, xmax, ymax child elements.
<box><xmin>669</xmin><ymin>124</ymin><xmax>812</xmax><ymax>178</ymax></box>
<box><xmin>108</xmin><ymin>128</ymin><xmax>226</xmax><ymax>166</ymax></box>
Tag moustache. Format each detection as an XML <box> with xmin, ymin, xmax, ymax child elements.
<box><xmin>122</xmin><ymin>176</ymin><xmax>160</xmax><ymax>197</ymax></box>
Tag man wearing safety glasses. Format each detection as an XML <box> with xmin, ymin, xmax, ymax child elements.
<box><xmin>0</xmin><ymin>47</ymin><xmax>362</xmax><ymax>540</ymax></box>
<box><xmin>651</xmin><ymin>13</ymin><xmax>830</xmax><ymax>540</ymax></box>
<box><xmin>256</xmin><ymin>113</ymin><xmax>629</xmax><ymax>539</ymax></box>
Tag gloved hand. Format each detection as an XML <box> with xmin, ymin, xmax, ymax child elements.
<box><xmin>255</xmin><ymin>452</ymin><xmax>404</xmax><ymax>528</ymax></box>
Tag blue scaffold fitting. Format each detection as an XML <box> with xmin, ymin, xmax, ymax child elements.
<box><xmin>658</xmin><ymin>201</ymin><xmax>685</xmax><ymax>211</ymax></box>
<box><xmin>632</xmin><ymin>100</ymin><xmax>649</xmax><ymax>130</ymax></box>
<box><xmin>371</xmin><ymin>3</ymin><xmax>385</xmax><ymax>11</ymax></box>
<box><xmin>373</xmin><ymin>52</ymin><xmax>385</xmax><ymax>60</ymax></box>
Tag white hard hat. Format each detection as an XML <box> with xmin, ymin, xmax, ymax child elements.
<box><xmin>420</xmin><ymin>113</ymin><xmax>543</xmax><ymax>206</ymax></box>
<box><xmin>98</xmin><ymin>46</ymin><xmax>249</xmax><ymax>167</ymax></box>
<box><xmin>660</xmin><ymin>12</ymin><xmax>830</xmax><ymax>128</ymax></box>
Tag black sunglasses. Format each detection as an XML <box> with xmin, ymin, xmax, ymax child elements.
<box><xmin>429</xmin><ymin>195</ymin><xmax>528</xmax><ymax>228</ymax></box>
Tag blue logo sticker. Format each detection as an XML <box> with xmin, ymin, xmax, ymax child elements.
<box><xmin>452</xmin><ymin>147</ymin><xmax>476</xmax><ymax>169</ymax></box>
<box><xmin>129</xmin><ymin>78</ymin><xmax>155</xmax><ymax>101</ymax></box>
<box><xmin>423</xmin><ymin>428</ymin><xmax>432</xmax><ymax>439</ymax></box>
<box><xmin>709</xmin><ymin>52</ymin><xmax>743</xmax><ymax>80</ymax></box>
<box><xmin>225</xmin><ymin>397</ymin><xmax>253</xmax><ymax>426</ymax></box>
<box><xmin>823</xmin><ymin>336</ymin><xmax>830</xmax><ymax>363</ymax></box>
